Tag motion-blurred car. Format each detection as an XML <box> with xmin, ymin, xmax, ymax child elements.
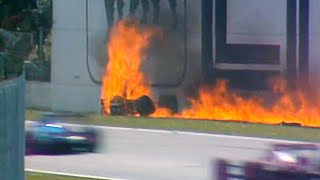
<box><xmin>26</xmin><ymin>120</ymin><xmax>98</xmax><ymax>154</ymax></box>
<box><xmin>216</xmin><ymin>143</ymin><xmax>320</xmax><ymax>180</ymax></box>
<box><xmin>258</xmin><ymin>143</ymin><xmax>320</xmax><ymax>173</ymax></box>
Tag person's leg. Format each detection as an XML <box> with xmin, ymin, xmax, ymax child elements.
<box><xmin>140</xmin><ymin>0</ymin><xmax>150</xmax><ymax>24</ymax></box>
<box><xmin>129</xmin><ymin>0</ymin><xmax>140</xmax><ymax>16</ymax></box>
<box><xmin>151</xmin><ymin>0</ymin><xmax>160</xmax><ymax>24</ymax></box>
<box><xmin>168</xmin><ymin>0</ymin><xmax>177</xmax><ymax>29</ymax></box>
<box><xmin>105</xmin><ymin>0</ymin><xmax>115</xmax><ymax>28</ymax></box>
<box><xmin>117</xmin><ymin>0</ymin><xmax>125</xmax><ymax>20</ymax></box>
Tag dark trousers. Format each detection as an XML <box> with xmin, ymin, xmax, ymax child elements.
<box><xmin>105</xmin><ymin>0</ymin><xmax>125</xmax><ymax>27</ymax></box>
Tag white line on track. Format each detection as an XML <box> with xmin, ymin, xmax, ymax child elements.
<box><xmin>25</xmin><ymin>168</ymin><xmax>129</xmax><ymax>180</ymax></box>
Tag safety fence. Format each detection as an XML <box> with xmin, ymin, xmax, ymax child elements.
<box><xmin>0</xmin><ymin>74</ymin><xmax>25</xmax><ymax>180</ymax></box>
<box><xmin>0</xmin><ymin>56</ymin><xmax>50</xmax><ymax>82</ymax></box>
<box><xmin>24</xmin><ymin>60</ymin><xmax>50</xmax><ymax>82</ymax></box>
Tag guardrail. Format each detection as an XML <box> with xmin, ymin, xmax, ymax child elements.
<box><xmin>0</xmin><ymin>73</ymin><xmax>25</xmax><ymax>180</ymax></box>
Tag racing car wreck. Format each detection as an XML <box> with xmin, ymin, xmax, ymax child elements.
<box><xmin>108</xmin><ymin>95</ymin><xmax>155</xmax><ymax>116</ymax></box>
<box><xmin>101</xmin><ymin>94</ymin><xmax>179</xmax><ymax>117</ymax></box>
<box><xmin>215</xmin><ymin>143</ymin><xmax>320</xmax><ymax>180</ymax></box>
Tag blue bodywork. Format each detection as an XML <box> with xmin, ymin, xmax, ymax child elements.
<box><xmin>32</xmin><ymin>120</ymin><xmax>68</xmax><ymax>143</ymax></box>
<box><xmin>26</xmin><ymin>119</ymin><xmax>97</xmax><ymax>154</ymax></box>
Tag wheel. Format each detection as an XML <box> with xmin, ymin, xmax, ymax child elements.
<box><xmin>245</xmin><ymin>162</ymin><xmax>262</xmax><ymax>180</ymax></box>
<box><xmin>135</xmin><ymin>95</ymin><xmax>155</xmax><ymax>116</ymax></box>
<box><xmin>25</xmin><ymin>132</ymin><xmax>36</xmax><ymax>155</ymax></box>
<box><xmin>110</xmin><ymin>96</ymin><xmax>127</xmax><ymax>115</ymax></box>
<box><xmin>85</xmin><ymin>128</ymin><xmax>98</xmax><ymax>152</ymax></box>
<box><xmin>216</xmin><ymin>159</ymin><xmax>228</xmax><ymax>180</ymax></box>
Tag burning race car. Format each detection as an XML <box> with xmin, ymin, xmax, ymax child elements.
<box><xmin>25</xmin><ymin>120</ymin><xmax>99</xmax><ymax>154</ymax></box>
<box><xmin>216</xmin><ymin>143</ymin><xmax>320</xmax><ymax>180</ymax></box>
<box><xmin>108</xmin><ymin>95</ymin><xmax>156</xmax><ymax>116</ymax></box>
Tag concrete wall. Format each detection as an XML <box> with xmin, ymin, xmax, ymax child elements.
<box><xmin>51</xmin><ymin>0</ymin><xmax>101</xmax><ymax>113</ymax></box>
<box><xmin>26</xmin><ymin>81</ymin><xmax>51</xmax><ymax>110</ymax></box>
<box><xmin>309</xmin><ymin>0</ymin><xmax>320</xmax><ymax>83</ymax></box>
<box><xmin>47</xmin><ymin>0</ymin><xmax>320</xmax><ymax>113</ymax></box>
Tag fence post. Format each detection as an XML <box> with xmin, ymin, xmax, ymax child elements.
<box><xmin>0</xmin><ymin>73</ymin><xmax>25</xmax><ymax>180</ymax></box>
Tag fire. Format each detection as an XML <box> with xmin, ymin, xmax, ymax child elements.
<box><xmin>100</xmin><ymin>19</ymin><xmax>161</xmax><ymax>113</ymax></box>
<box><xmin>101</xmin><ymin>19</ymin><xmax>320</xmax><ymax>127</ymax></box>
<box><xmin>174</xmin><ymin>79</ymin><xmax>320</xmax><ymax>127</ymax></box>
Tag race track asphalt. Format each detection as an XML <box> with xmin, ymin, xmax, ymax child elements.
<box><xmin>25</xmin><ymin>124</ymin><xmax>298</xmax><ymax>180</ymax></box>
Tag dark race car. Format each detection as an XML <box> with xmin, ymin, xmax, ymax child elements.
<box><xmin>215</xmin><ymin>143</ymin><xmax>320</xmax><ymax>180</ymax></box>
<box><xmin>25</xmin><ymin>120</ymin><xmax>99</xmax><ymax>155</ymax></box>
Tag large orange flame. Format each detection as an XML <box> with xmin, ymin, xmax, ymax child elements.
<box><xmin>101</xmin><ymin>19</ymin><xmax>160</xmax><ymax>113</ymax></box>
<box><xmin>174</xmin><ymin>79</ymin><xmax>320</xmax><ymax>127</ymax></box>
<box><xmin>101</xmin><ymin>19</ymin><xmax>320</xmax><ymax>127</ymax></box>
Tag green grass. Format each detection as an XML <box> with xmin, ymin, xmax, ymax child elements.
<box><xmin>25</xmin><ymin>109</ymin><xmax>320</xmax><ymax>143</ymax></box>
<box><xmin>26</xmin><ymin>172</ymin><xmax>107</xmax><ymax>180</ymax></box>
<box><xmin>25</xmin><ymin>109</ymin><xmax>43</xmax><ymax>120</ymax></box>
<box><xmin>89</xmin><ymin>115</ymin><xmax>320</xmax><ymax>142</ymax></box>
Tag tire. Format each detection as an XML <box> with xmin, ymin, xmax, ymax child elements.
<box><xmin>87</xmin><ymin>143</ymin><xmax>96</xmax><ymax>152</ymax></box>
<box><xmin>25</xmin><ymin>132</ymin><xmax>36</xmax><ymax>155</ymax></box>
<box><xmin>135</xmin><ymin>95</ymin><xmax>155</xmax><ymax>116</ymax></box>
<box><xmin>85</xmin><ymin>128</ymin><xmax>98</xmax><ymax>152</ymax></box>
<box><xmin>245</xmin><ymin>162</ymin><xmax>262</xmax><ymax>180</ymax></box>
<box><xmin>110</xmin><ymin>96</ymin><xmax>127</xmax><ymax>115</ymax></box>
<box><xmin>216</xmin><ymin>159</ymin><xmax>228</xmax><ymax>180</ymax></box>
<box><xmin>56</xmin><ymin>143</ymin><xmax>71</xmax><ymax>154</ymax></box>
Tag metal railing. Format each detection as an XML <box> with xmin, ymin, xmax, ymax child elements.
<box><xmin>24</xmin><ymin>60</ymin><xmax>50</xmax><ymax>81</ymax></box>
<box><xmin>0</xmin><ymin>56</ymin><xmax>50</xmax><ymax>82</ymax></box>
<box><xmin>0</xmin><ymin>53</ymin><xmax>24</xmax><ymax>80</ymax></box>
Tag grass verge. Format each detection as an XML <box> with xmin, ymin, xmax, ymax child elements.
<box><xmin>26</xmin><ymin>109</ymin><xmax>43</xmax><ymax>120</ymax></box>
<box><xmin>26</xmin><ymin>109</ymin><xmax>320</xmax><ymax>142</ymax></box>
<box><xmin>26</xmin><ymin>171</ymin><xmax>108</xmax><ymax>180</ymax></box>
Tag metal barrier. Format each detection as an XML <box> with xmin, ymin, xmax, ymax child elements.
<box><xmin>0</xmin><ymin>54</ymin><xmax>24</xmax><ymax>80</ymax></box>
<box><xmin>24</xmin><ymin>60</ymin><xmax>50</xmax><ymax>82</ymax></box>
<box><xmin>0</xmin><ymin>74</ymin><xmax>25</xmax><ymax>180</ymax></box>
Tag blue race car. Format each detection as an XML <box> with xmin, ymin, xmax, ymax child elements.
<box><xmin>26</xmin><ymin>120</ymin><xmax>99</xmax><ymax>154</ymax></box>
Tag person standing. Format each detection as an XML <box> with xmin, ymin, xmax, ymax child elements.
<box><xmin>129</xmin><ymin>0</ymin><xmax>150</xmax><ymax>24</ymax></box>
<box><xmin>151</xmin><ymin>0</ymin><xmax>160</xmax><ymax>24</ymax></box>
<box><xmin>105</xmin><ymin>0</ymin><xmax>124</xmax><ymax>29</ymax></box>
<box><xmin>168</xmin><ymin>0</ymin><xmax>177</xmax><ymax>29</ymax></box>
<box><xmin>149</xmin><ymin>0</ymin><xmax>178</xmax><ymax>29</ymax></box>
